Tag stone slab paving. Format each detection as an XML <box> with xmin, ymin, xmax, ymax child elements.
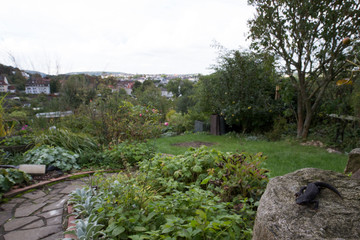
<box><xmin>0</xmin><ymin>178</ymin><xmax>87</xmax><ymax>240</ymax></box>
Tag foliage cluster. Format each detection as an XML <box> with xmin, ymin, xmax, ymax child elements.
<box><xmin>0</xmin><ymin>64</ymin><xmax>27</xmax><ymax>91</ymax></box>
<box><xmin>166</xmin><ymin>78</ymin><xmax>196</xmax><ymax>114</ymax></box>
<box><xmin>308</xmin><ymin>117</ymin><xmax>360</xmax><ymax>152</ymax></box>
<box><xmin>33</xmin><ymin>128</ymin><xmax>99</xmax><ymax>154</ymax></box>
<box><xmin>0</xmin><ymin>94</ymin><xmax>15</xmax><ymax>137</ymax></box>
<box><xmin>67</xmin><ymin>147</ymin><xmax>268</xmax><ymax>239</ymax></box>
<box><xmin>103</xmin><ymin>101</ymin><xmax>163</xmax><ymax>143</ymax></box>
<box><xmin>140</xmin><ymin>146</ymin><xmax>268</xmax><ymax>203</ymax></box>
<box><xmin>248</xmin><ymin>0</ymin><xmax>360</xmax><ymax>138</ymax></box>
<box><xmin>0</xmin><ymin>135</ymin><xmax>33</xmax><ymax>147</ymax></box>
<box><xmin>132</xmin><ymin>80</ymin><xmax>171</xmax><ymax>115</ymax></box>
<box><xmin>61</xmin><ymin>74</ymin><xmax>97</xmax><ymax>110</ymax></box>
<box><xmin>0</xmin><ymin>168</ymin><xmax>32</xmax><ymax>198</ymax></box>
<box><xmin>197</xmin><ymin>50</ymin><xmax>278</xmax><ymax>133</ymax></box>
<box><xmin>165</xmin><ymin>110</ymin><xmax>188</xmax><ymax>134</ymax></box>
<box><xmin>265</xmin><ymin>117</ymin><xmax>288</xmax><ymax>141</ymax></box>
<box><xmin>102</xmin><ymin>141</ymin><xmax>156</xmax><ymax>169</ymax></box>
<box><xmin>23</xmin><ymin>145</ymin><xmax>79</xmax><ymax>171</ymax></box>
<box><xmin>164</xmin><ymin>109</ymin><xmax>209</xmax><ymax>135</ymax></box>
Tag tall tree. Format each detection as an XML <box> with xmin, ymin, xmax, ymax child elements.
<box><xmin>248</xmin><ymin>0</ymin><xmax>360</xmax><ymax>138</ymax></box>
<box><xmin>197</xmin><ymin>50</ymin><xmax>277</xmax><ymax>132</ymax></box>
<box><xmin>136</xmin><ymin>84</ymin><xmax>171</xmax><ymax>115</ymax></box>
<box><xmin>166</xmin><ymin>78</ymin><xmax>194</xmax><ymax>98</ymax></box>
<box><xmin>61</xmin><ymin>75</ymin><xmax>95</xmax><ymax>109</ymax></box>
<box><xmin>166</xmin><ymin>78</ymin><xmax>195</xmax><ymax>113</ymax></box>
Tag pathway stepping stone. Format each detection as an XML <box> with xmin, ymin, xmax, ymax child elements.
<box><xmin>0</xmin><ymin>177</ymin><xmax>88</xmax><ymax>240</ymax></box>
<box><xmin>4</xmin><ymin>216</ymin><xmax>40</xmax><ymax>231</ymax></box>
<box><xmin>22</xmin><ymin>191</ymin><xmax>46</xmax><ymax>200</ymax></box>
<box><xmin>22</xmin><ymin>219</ymin><xmax>45</xmax><ymax>229</ymax></box>
<box><xmin>43</xmin><ymin>199</ymin><xmax>67</xmax><ymax>212</ymax></box>
<box><xmin>3</xmin><ymin>225</ymin><xmax>62</xmax><ymax>240</ymax></box>
<box><xmin>15</xmin><ymin>203</ymin><xmax>47</xmax><ymax>217</ymax></box>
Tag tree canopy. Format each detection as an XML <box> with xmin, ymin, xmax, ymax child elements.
<box><xmin>197</xmin><ymin>50</ymin><xmax>277</xmax><ymax>132</ymax></box>
<box><xmin>248</xmin><ymin>0</ymin><xmax>360</xmax><ymax>138</ymax></box>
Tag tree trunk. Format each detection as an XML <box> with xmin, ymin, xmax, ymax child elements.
<box><xmin>301</xmin><ymin>111</ymin><xmax>313</xmax><ymax>139</ymax></box>
<box><xmin>296</xmin><ymin>95</ymin><xmax>314</xmax><ymax>139</ymax></box>
<box><xmin>296</xmin><ymin>78</ymin><xmax>306</xmax><ymax>139</ymax></box>
<box><xmin>296</xmin><ymin>97</ymin><xmax>304</xmax><ymax>138</ymax></box>
<box><xmin>296</xmin><ymin>71</ymin><xmax>315</xmax><ymax>140</ymax></box>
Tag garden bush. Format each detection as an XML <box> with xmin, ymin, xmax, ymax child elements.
<box><xmin>67</xmin><ymin>173</ymin><xmax>256</xmax><ymax>239</ymax></box>
<box><xmin>33</xmin><ymin>128</ymin><xmax>99</xmax><ymax>154</ymax></box>
<box><xmin>140</xmin><ymin>146</ymin><xmax>268</xmax><ymax>203</ymax></box>
<box><xmin>0</xmin><ymin>151</ymin><xmax>24</xmax><ymax>166</ymax></box>
<box><xmin>66</xmin><ymin>147</ymin><xmax>269</xmax><ymax>239</ymax></box>
<box><xmin>0</xmin><ymin>168</ymin><xmax>32</xmax><ymax>199</ymax></box>
<box><xmin>265</xmin><ymin>116</ymin><xmax>288</xmax><ymax>141</ymax></box>
<box><xmin>102</xmin><ymin>141</ymin><xmax>155</xmax><ymax>168</ymax></box>
<box><xmin>23</xmin><ymin>145</ymin><xmax>79</xmax><ymax>171</ymax></box>
<box><xmin>104</xmin><ymin>101</ymin><xmax>163</xmax><ymax>143</ymax></box>
<box><xmin>0</xmin><ymin>135</ymin><xmax>33</xmax><ymax>147</ymax></box>
<box><xmin>165</xmin><ymin>110</ymin><xmax>195</xmax><ymax>134</ymax></box>
<box><xmin>76</xmin><ymin>151</ymin><xmax>106</xmax><ymax>168</ymax></box>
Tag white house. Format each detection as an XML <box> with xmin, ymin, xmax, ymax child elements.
<box><xmin>25</xmin><ymin>77</ymin><xmax>50</xmax><ymax>94</ymax></box>
<box><xmin>0</xmin><ymin>75</ymin><xmax>9</xmax><ymax>92</ymax></box>
<box><xmin>161</xmin><ymin>88</ymin><xmax>174</xmax><ymax>98</ymax></box>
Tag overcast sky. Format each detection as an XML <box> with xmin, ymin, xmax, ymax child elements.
<box><xmin>0</xmin><ymin>0</ymin><xmax>255</xmax><ymax>75</ymax></box>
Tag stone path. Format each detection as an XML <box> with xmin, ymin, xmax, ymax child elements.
<box><xmin>0</xmin><ymin>178</ymin><xmax>88</xmax><ymax>240</ymax></box>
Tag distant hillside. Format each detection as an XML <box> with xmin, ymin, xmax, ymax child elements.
<box><xmin>0</xmin><ymin>63</ymin><xmax>19</xmax><ymax>75</ymax></box>
<box><xmin>24</xmin><ymin>70</ymin><xmax>48</xmax><ymax>77</ymax></box>
<box><xmin>65</xmin><ymin>71</ymin><xmax>128</xmax><ymax>76</ymax></box>
<box><xmin>0</xmin><ymin>63</ymin><xmax>28</xmax><ymax>90</ymax></box>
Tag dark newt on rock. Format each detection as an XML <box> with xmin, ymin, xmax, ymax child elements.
<box><xmin>295</xmin><ymin>182</ymin><xmax>342</xmax><ymax>209</ymax></box>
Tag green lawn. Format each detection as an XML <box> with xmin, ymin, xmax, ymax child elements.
<box><xmin>150</xmin><ymin>133</ymin><xmax>348</xmax><ymax>177</ymax></box>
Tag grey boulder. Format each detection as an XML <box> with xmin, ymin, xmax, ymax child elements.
<box><xmin>252</xmin><ymin>168</ymin><xmax>360</xmax><ymax>240</ymax></box>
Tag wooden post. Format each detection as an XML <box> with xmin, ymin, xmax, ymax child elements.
<box><xmin>210</xmin><ymin>114</ymin><xmax>220</xmax><ymax>135</ymax></box>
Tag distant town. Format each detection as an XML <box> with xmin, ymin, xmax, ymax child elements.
<box><xmin>0</xmin><ymin>63</ymin><xmax>200</xmax><ymax>98</ymax></box>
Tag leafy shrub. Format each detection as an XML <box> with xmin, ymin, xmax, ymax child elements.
<box><xmin>103</xmin><ymin>101</ymin><xmax>163</xmax><ymax>143</ymax></box>
<box><xmin>8</xmin><ymin>110</ymin><xmax>28</xmax><ymax>125</ymax></box>
<box><xmin>0</xmin><ymin>148</ymin><xmax>4</xmax><ymax>161</ymax></box>
<box><xmin>65</xmin><ymin>213</ymin><xmax>106</xmax><ymax>240</ymax></box>
<box><xmin>140</xmin><ymin>146</ymin><xmax>268</xmax><ymax>202</ymax></box>
<box><xmin>164</xmin><ymin>110</ymin><xmax>208</xmax><ymax>135</ymax></box>
<box><xmin>33</xmin><ymin>128</ymin><xmax>99</xmax><ymax>154</ymax></box>
<box><xmin>166</xmin><ymin>111</ymin><xmax>187</xmax><ymax>134</ymax></box>
<box><xmin>308</xmin><ymin>116</ymin><xmax>360</xmax><ymax>152</ymax></box>
<box><xmin>0</xmin><ymin>168</ymin><xmax>32</xmax><ymax>198</ymax></box>
<box><xmin>140</xmin><ymin>147</ymin><xmax>220</xmax><ymax>188</ymax></box>
<box><xmin>57</xmin><ymin>113</ymin><xmax>99</xmax><ymax>138</ymax></box>
<box><xmin>67</xmin><ymin>147</ymin><xmax>269</xmax><ymax>239</ymax></box>
<box><xmin>103</xmin><ymin>141</ymin><xmax>155</xmax><ymax>168</ymax></box>
<box><xmin>23</xmin><ymin>145</ymin><xmax>79</xmax><ymax>171</ymax></box>
<box><xmin>0</xmin><ymin>94</ymin><xmax>15</xmax><ymax>137</ymax></box>
<box><xmin>0</xmin><ymin>151</ymin><xmax>24</xmax><ymax>166</ymax></box>
<box><xmin>0</xmin><ymin>135</ymin><xmax>34</xmax><ymax>157</ymax></box>
<box><xmin>197</xmin><ymin>50</ymin><xmax>278</xmax><ymax>133</ymax></box>
<box><xmin>0</xmin><ymin>135</ymin><xmax>33</xmax><ymax>146</ymax></box>
<box><xmin>67</xmin><ymin>173</ymin><xmax>255</xmax><ymax>240</ymax></box>
<box><xmin>76</xmin><ymin>151</ymin><xmax>106</xmax><ymax>168</ymax></box>
<box><xmin>265</xmin><ymin>116</ymin><xmax>288</xmax><ymax>141</ymax></box>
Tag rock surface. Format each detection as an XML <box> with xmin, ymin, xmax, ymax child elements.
<box><xmin>252</xmin><ymin>168</ymin><xmax>360</xmax><ymax>240</ymax></box>
<box><xmin>0</xmin><ymin>179</ymin><xmax>87</xmax><ymax>240</ymax></box>
<box><xmin>345</xmin><ymin>148</ymin><xmax>360</xmax><ymax>174</ymax></box>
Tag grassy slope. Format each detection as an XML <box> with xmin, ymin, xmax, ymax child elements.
<box><xmin>151</xmin><ymin>134</ymin><xmax>348</xmax><ymax>177</ymax></box>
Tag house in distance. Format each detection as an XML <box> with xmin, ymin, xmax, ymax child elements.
<box><xmin>0</xmin><ymin>75</ymin><xmax>9</xmax><ymax>93</ymax></box>
<box><xmin>25</xmin><ymin>77</ymin><xmax>50</xmax><ymax>94</ymax></box>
